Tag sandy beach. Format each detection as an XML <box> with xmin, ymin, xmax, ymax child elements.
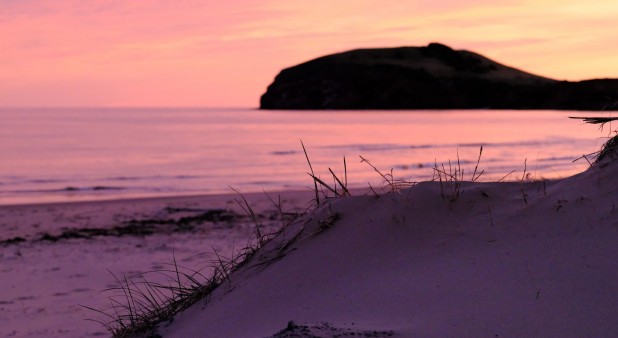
<box><xmin>0</xmin><ymin>190</ymin><xmax>316</xmax><ymax>337</ymax></box>
<box><xmin>3</xmin><ymin>148</ymin><xmax>618</xmax><ymax>337</ymax></box>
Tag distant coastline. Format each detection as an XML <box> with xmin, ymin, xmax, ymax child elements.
<box><xmin>260</xmin><ymin>43</ymin><xmax>618</xmax><ymax>111</ymax></box>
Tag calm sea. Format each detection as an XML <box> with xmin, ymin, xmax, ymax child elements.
<box><xmin>0</xmin><ymin>107</ymin><xmax>612</xmax><ymax>205</ymax></box>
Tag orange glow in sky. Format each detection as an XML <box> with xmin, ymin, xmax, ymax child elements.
<box><xmin>1</xmin><ymin>0</ymin><xmax>617</xmax><ymax>107</ymax></box>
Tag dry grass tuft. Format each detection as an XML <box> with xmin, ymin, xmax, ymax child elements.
<box><xmin>83</xmin><ymin>253</ymin><xmax>225</xmax><ymax>337</ymax></box>
<box><xmin>432</xmin><ymin>146</ymin><xmax>485</xmax><ymax>201</ymax></box>
<box><xmin>570</xmin><ymin>115</ymin><xmax>618</xmax><ymax>165</ymax></box>
<box><xmin>86</xmin><ymin>190</ymin><xmax>306</xmax><ymax>337</ymax></box>
<box><xmin>359</xmin><ymin>155</ymin><xmax>416</xmax><ymax>193</ymax></box>
<box><xmin>302</xmin><ymin>141</ymin><xmax>352</xmax><ymax>203</ymax></box>
<box><xmin>595</xmin><ymin>133</ymin><xmax>618</xmax><ymax>164</ymax></box>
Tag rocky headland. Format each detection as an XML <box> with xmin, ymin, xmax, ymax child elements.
<box><xmin>260</xmin><ymin>43</ymin><xmax>618</xmax><ymax>110</ymax></box>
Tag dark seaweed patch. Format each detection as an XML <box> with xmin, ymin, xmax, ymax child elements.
<box><xmin>268</xmin><ymin>321</ymin><xmax>396</xmax><ymax>338</ymax></box>
<box><xmin>34</xmin><ymin>209</ymin><xmax>242</xmax><ymax>243</ymax></box>
<box><xmin>0</xmin><ymin>236</ymin><xmax>26</xmax><ymax>245</ymax></box>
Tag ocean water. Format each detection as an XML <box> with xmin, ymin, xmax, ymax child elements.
<box><xmin>0</xmin><ymin>107</ymin><xmax>612</xmax><ymax>205</ymax></box>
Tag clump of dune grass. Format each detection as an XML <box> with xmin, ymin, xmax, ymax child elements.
<box><xmin>432</xmin><ymin>146</ymin><xmax>484</xmax><ymax>202</ymax></box>
<box><xmin>84</xmin><ymin>248</ymin><xmax>258</xmax><ymax>337</ymax></box>
<box><xmin>85</xmin><ymin>192</ymin><xmax>307</xmax><ymax>337</ymax></box>
<box><xmin>433</xmin><ymin>156</ymin><xmax>463</xmax><ymax>202</ymax></box>
<box><xmin>595</xmin><ymin>133</ymin><xmax>618</xmax><ymax>164</ymax></box>
<box><xmin>570</xmin><ymin>116</ymin><xmax>618</xmax><ymax>165</ymax></box>
<box><xmin>359</xmin><ymin>155</ymin><xmax>415</xmax><ymax>194</ymax></box>
<box><xmin>572</xmin><ymin>132</ymin><xmax>618</xmax><ymax>165</ymax></box>
<box><xmin>84</xmin><ymin>255</ymin><xmax>217</xmax><ymax>337</ymax></box>
<box><xmin>302</xmin><ymin>140</ymin><xmax>352</xmax><ymax>204</ymax></box>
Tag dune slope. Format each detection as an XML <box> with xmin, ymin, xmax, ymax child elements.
<box><xmin>160</xmin><ymin>157</ymin><xmax>618</xmax><ymax>337</ymax></box>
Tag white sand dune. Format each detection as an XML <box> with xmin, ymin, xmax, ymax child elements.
<box><xmin>160</xmin><ymin>156</ymin><xmax>618</xmax><ymax>337</ymax></box>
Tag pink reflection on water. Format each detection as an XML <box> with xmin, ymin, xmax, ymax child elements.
<box><xmin>0</xmin><ymin>108</ymin><xmax>609</xmax><ymax>205</ymax></box>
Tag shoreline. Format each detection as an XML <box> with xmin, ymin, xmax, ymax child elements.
<box><xmin>0</xmin><ymin>187</ymin><xmax>316</xmax><ymax>208</ymax></box>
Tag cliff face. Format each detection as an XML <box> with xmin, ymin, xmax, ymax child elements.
<box><xmin>260</xmin><ymin>43</ymin><xmax>618</xmax><ymax>110</ymax></box>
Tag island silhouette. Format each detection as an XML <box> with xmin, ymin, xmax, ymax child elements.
<box><xmin>261</xmin><ymin>43</ymin><xmax>618</xmax><ymax>110</ymax></box>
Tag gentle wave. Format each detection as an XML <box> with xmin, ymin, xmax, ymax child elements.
<box><xmin>318</xmin><ymin>137</ymin><xmax>587</xmax><ymax>154</ymax></box>
<box><xmin>108</xmin><ymin>174</ymin><xmax>213</xmax><ymax>181</ymax></box>
<box><xmin>2</xmin><ymin>186</ymin><xmax>127</xmax><ymax>194</ymax></box>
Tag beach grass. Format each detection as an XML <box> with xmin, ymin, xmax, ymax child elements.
<box><xmin>84</xmin><ymin>252</ymin><xmax>236</xmax><ymax>337</ymax></box>
<box><xmin>86</xmin><ymin>189</ymin><xmax>309</xmax><ymax>337</ymax></box>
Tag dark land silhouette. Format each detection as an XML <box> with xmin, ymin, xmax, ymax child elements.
<box><xmin>260</xmin><ymin>43</ymin><xmax>618</xmax><ymax>110</ymax></box>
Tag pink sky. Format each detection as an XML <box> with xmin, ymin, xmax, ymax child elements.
<box><xmin>1</xmin><ymin>0</ymin><xmax>617</xmax><ymax>107</ymax></box>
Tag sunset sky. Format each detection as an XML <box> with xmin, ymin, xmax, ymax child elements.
<box><xmin>1</xmin><ymin>0</ymin><xmax>617</xmax><ymax>107</ymax></box>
